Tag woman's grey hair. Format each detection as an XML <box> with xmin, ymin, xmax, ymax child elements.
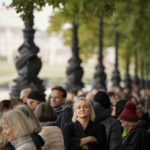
<box><xmin>0</xmin><ymin>109</ymin><xmax>37</xmax><ymax>139</ymax></box>
<box><xmin>15</xmin><ymin>104</ymin><xmax>41</xmax><ymax>133</ymax></box>
<box><xmin>72</xmin><ymin>97</ymin><xmax>95</xmax><ymax>122</ymax></box>
<box><xmin>123</xmin><ymin>121</ymin><xmax>139</xmax><ymax>129</ymax></box>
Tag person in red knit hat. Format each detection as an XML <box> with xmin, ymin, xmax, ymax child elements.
<box><xmin>119</xmin><ymin>101</ymin><xmax>150</xmax><ymax>150</ymax></box>
<box><xmin>119</xmin><ymin>101</ymin><xmax>139</xmax><ymax>124</ymax></box>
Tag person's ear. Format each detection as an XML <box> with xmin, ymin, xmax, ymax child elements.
<box><xmin>27</xmin><ymin>100</ymin><xmax>34</xmax><ymax>109</ymax></box>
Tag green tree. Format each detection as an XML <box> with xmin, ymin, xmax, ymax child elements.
<box><xmin>47</xmin><ymin>0</ymin><xmax>114</xmax><ymax>60</ymax></box>
<box><xmin>4</xmin><ymin>0</ymin><xmax>64</xmax><ymax>20</ymax></box>
<box><xmin>47</xmin><ymin>0</ymin><xmax>150</xmax><ymax>68</ymax></box>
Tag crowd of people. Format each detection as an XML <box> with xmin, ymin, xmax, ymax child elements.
<box><xmin>0</xmin><ymin>85</ymin><xmax>150</xmax><ymax>150</ymax></box>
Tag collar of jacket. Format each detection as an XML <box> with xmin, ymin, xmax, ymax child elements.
<box><xmin>54</xmin><ymin>104</ymin><xmax>71</xmax><ymax>113</ymax></box>
<box><xmin>40</xmin><ymin>121</ymin><xmax>57</xmax><ymax>127</ymax></box>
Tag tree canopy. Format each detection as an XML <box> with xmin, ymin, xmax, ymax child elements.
<box><xmin>5</xmin><ymin>0</ymin><xmax>150</xmax><ymax>69</ymax></box>
<box><xmin>47</xmin><ymin>0</ymin><xmax>150</xmax><ymax>67</ymax></box>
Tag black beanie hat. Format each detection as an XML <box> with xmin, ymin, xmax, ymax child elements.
<box><xmin>27</xmin><ymin>91</ymin><xmax>45</xmax><ymax>102</ymax></box>
<box><xmin>116</xmin><ymin>99</ymin><xmax>128</xmax><ymax>118</ymax></box>
<box><xmin>94</xmin><ymin>91</ymin><xmax>111</xmax><ymax>109</ymax></box>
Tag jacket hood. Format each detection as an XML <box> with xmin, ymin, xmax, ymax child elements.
<box><xmin>92</xmin><ymin>101</ymin><xmax>110</xmax><ymax>122</ymax></box>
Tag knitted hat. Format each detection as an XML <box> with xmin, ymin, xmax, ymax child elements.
<box><xmin>94</xmin><ymin>91</ymin><xmax>111</xmax><ymax>109</ymax></box>
<box><xmin>27</xmin><ymin>91</ymin><xmax>45</xmax><ymax>102</ymax></box>
<box><xmin>119</xmin><ymin>101</ymin><xmax>139</xmax><ymax>122</ymax></box>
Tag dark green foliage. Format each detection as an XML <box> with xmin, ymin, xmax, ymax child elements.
<box><xmin>7</xmin><ymin>0</ymin><xmax>47</xmax><ymax>20</ymax></box>
<box><xmin>4</xmin><ymin>0</ymin><xmax>150</xmax><ymax>66</ymax></box>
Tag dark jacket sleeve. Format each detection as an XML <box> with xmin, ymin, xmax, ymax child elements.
<box><xmin>63</xmin><ymin>123</ymin><xmax>81</xmax><ymax>150</ymax></box>
<box><xmin>57</xmin><ymin>108</ymin><xmax>73</xmax><ymax>133</ymax></box>
<box><xmin>122</xmin><ymin>127</ymin><xmax>150</xmax><ymax>150</ymax></box>
<box><xmin>109</xmin><ymin>119</ymin><xmax>122</xmax><ymax>150</ymax></box>
<box><xmin>102</xmin><ymin>117</ymin><xmax>122</xmax><ymax>150</ymax></box>
<box><xmin>87</xmin><ymin>123</ymin><xmax>106</xmax><ymax>150</ymax></box>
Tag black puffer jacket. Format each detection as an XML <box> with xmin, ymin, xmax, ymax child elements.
<box><xmin>92</xmin><ymin>101</ymin><xmax>122</xmax><ymax>150</ymax></box>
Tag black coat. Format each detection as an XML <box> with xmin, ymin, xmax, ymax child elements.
<box><xmin>122</xmin><ymin>122</ymin><xmax>150</xmax><ymax>150</ymax></box>
<box><xmin>92</xmin><ymin>101</ymin><xmax>122</xmax><ymax>150</ymax></box>
<box><xmin>63</xmin><ymin>121</ymin><xmax>106</xmax><ymax>150</ymax></box>
<box><xmin>55</xmin><ymin>104</ymin><xmax>73</xmax><ymax>133</ymax></box>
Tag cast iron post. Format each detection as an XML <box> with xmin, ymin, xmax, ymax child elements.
<box><xmin>65</xmin><ymin>22</ymin><xmax>84</xmax><ymax>91</ymax></box>
<box><xmin>93</xmin><ymin>18</ymin><xmax>106</xmax><ymax>90</ymax></box>
<box><xmin>140</xmin><ymin>59</ymin><xmax>145</xmax><ymax>89</ymax></box>
<box><xmin>145</xmin><ymin>62</ymin><xmax>149</xmax><ymax>89</ymax></box>
<box><xmin>10</xmin><ymin>16</ymin><xmax>45</xmax><ymax>98</ymax></box>
<box><xmin>124</xmin><ymin>58</ymin><xmax>132</xmax><ymax>90</ymax></box>
<box><xmin>132</xmin><ymin>50</ymin><xmax>139</xmax><ymax>88</ymax></box>
<box><xmin>111</xmin><ymin>28</ymin><xmax>121</xmax><ymax>87</ymax></box>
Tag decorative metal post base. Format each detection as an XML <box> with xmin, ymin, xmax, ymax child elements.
<box><xmin>10</xmin><ymin>17</ymin><xmax>45</xmax><ymax>98</ymax></box>
<box><xmin>64</xmin><ymin>22</ymin><xmax>84</xmax><ymax>92</ymax></box>
<box><xmin>111</xmin><ymin>30</ymin><xmax>121</xmax><ymax>87</ymax></box>
<box><xmin>93</xmin><ymin>18</ymin><xmax>106</xmax><ymax>90</ymax></box>
<box><xmin>132</xmin><ymin>50</ymin><xmax>139</xmax><ymax>88</ymax></box>
<box><xmin>139</xmin><ymin>60</ymin><xmax>145</xmax><ymax>89</ymax></box>
<box><xmin>124</xmin><ymin>58</ymin><xmax>132</xmax><ymax>90</ymax></box>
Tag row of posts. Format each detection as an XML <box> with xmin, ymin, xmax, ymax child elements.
<box><xmin>9</xmin><ymin>17</ymin><xmax>150</xmax><ymax>98</ymax></box>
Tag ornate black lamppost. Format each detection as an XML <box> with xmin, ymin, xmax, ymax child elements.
<box><xmin>124</xmin><ymin>58</ymin><xmax>132</xmax><ymax>90</ymax></box>
<box><xmin>111</xmin><ymin>26</ymin><xmax>121</xmax><ymax>87</ymax></box>
<box><xmin>93</xmin><ymin>18</ymin><xmax>106</xmax><ymax>90</ymax></box>
<box><xmin>10</xmin><ymin>16</ymin><xmax>45</xmax><ymax>98</ymax></box>
<box><xmin>132</xmin><ymin>50</ymin><xmax>139</xmax><ymax>88</ymax></box>
<box><xmin>139</xmin><ymin>59</ymin><xmax>145</xmax><ymax>89</ymax></box>
<box><xmin>145</xmin><ymin>62</ymin><xmax>149</xmax><ymax>89</ymax></box>
<box><xmin>65</xmin><ymin>22</ymin><xmax>84</xmax><ymax>91</ymax></box>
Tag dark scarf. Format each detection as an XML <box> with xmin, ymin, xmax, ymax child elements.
<box><xmin>31</xmin><ymin>132</ymin><xmax>44</xmax><ymax>150</ymax></box>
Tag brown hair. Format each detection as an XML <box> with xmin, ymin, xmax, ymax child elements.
<box><xmin>52</xmin><ymin>85</ymin><xmax>67</xmax><ymax>98</ymax></box>
<box><xmin>34</xmin><ymin>102</ymin><xmax>57</xmax><ymax>122</ymax></box>
<box><xmin>0</xmin><ymin>100</ymin><xmax>12</xmax><ymax>113</ymax></box>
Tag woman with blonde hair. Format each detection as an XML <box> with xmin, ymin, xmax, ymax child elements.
<box><xmin>0</xmin><ymin>101</ymin><xmax>14</xmax><ymax>150</ymax></box>
<box><xmin>15</xmin><ymin>104</ymin><xmax>44</xmax><ymax>150</ymax></box>
<box><xmin>0</xmin><ymin>109</ymin><xmax>43</xmax><ymax>150</ymax></box>
<box><xmin>0</xmin><ymin>126</ymin><xmax>14</xmax><ymax>150</ymax></box>
<box><xmin>16</xmin><ymin>104</ymin><xmax>41</xmax><ymax>133</ymax></box>
<box><xmin>63</xmin><ymin>97</ymin><xmax>106</xmax><ymax>150</ymax></box>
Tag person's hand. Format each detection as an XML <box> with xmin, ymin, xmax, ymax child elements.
<box><xmin>88</xmin><ymin>136</ymin><xmax>97</xmax><ymax>142</ymax></box>
<box><xmin>82</xmin><ymin>145</ymin><xmax>89</xmax><ymax>150</ymax></box>
<box><xmin>80</xmin><ymin>136</ymin><xmax>97</xmax><ymax>146</ymax></box>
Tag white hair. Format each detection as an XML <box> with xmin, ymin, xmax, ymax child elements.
<box><xmin>20</xmin><ymin>88</ymin><xmax>32</xmax><ymax>99</ymax></box>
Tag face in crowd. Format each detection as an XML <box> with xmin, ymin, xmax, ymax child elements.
<box><xmin>50</xmin><ymin>90</ymin><xmax>66</xmax><ymax>108</ymax></box>
<box><xmin>75</xmin><ymin>100</ymin><xmax>91</xmax><ymax>120</ymax></box>
<box><xmin>1</xmin><ymin>121</ymin><xmax>15</xmax><ymax>141</ymax></box>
